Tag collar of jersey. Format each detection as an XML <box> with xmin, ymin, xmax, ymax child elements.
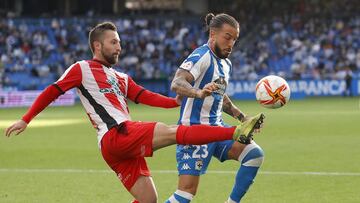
<box><xmin>92</xmin><ymin>58</ymin><xmax>112</xmax><ymax>68</ymax></box>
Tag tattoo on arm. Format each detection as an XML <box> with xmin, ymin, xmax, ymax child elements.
<box><xmin>222</xmin><ymin>96</ymin><xmax>233</xmax><ymax>115</ymax></box>
<box><xmin>171</xmin><ymin>69</ymin><xmax>200</xmax><ymax>98</ymax></box>
<box><xmin>222</xmin><ymin>94</ymin><xmax>246</xmax><ymax>121</ymax></box>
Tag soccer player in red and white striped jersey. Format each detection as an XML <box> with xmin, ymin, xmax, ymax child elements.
<box><xmin>5</xmin><ymin>22</ymin><xmax>263</xmax><ymax>203</ymax></box>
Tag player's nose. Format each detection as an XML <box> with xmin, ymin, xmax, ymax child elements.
<box><xmin>116</xmin><ymin>45</ymin><xmax>121</xmax><ymax>54</ymax></box>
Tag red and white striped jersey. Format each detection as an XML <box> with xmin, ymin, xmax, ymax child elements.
<box><xmin>54</xmin><ymin>59</ymin><xmax>143</xmax><ymax>145</ymax></box>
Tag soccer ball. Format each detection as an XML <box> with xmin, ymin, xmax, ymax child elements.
<box><xmin>255</xmin><ymin>75</ymin><xmax>291</xmax><ymax>109</ymax></box>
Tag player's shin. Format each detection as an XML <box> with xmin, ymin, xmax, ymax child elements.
<box><xmin>228</xmin><ymin>143</ymin><xmax>264</xmax><ymax>203</ymax></box>
<box><xmin>176</xmin><ymin>125</ymin><xmax>236</xmax><ymax>145</ymax></box>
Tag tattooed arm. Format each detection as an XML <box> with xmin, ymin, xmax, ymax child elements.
<box><xmin>171</xmin><ymin>69</ymin><xmax>217</xmax><ymax>99</ymax></box>
<box><xmin>222</xmin><ymin>94</ymin><xmax>247</xmax><ymax>122</ymax></box>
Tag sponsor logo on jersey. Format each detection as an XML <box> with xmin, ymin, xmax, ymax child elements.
<box><xmin>181</xmin><ymin>163</ymin><xmax>191</xmax><ymax>170</ymax></box>
<box><xmin>118</xmin><ymin>172</ymin><xmax>131</xmax><ymax>184</ymax></box>
<box><xmin>99</xmin><ymin>77</ymin><xmax>125</xmax><ymax>97</ymax></box>
<box><xmin>180</xmin><ymin>61</ymin><xmax>193</xmax><ymax>71</ymax></box>
<box><xmin>117</xmin><ymin>172</ymin><xmax>122</xmax><ymax>181</ymax></box>
<box><xmin>182</xmin><ymin>153</ymin><xmax>191</xmax><ymax>160</ymax></box>
<box><xmin>183</xmin><ymin>145</ymin><xmax>190</xmax><ymax>150</ymax></box>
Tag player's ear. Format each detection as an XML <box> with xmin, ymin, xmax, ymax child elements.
<box><xmin>209</xmin><ymin>29</ymin><xmax>216</xmax><ymax>38</ymax></box>
<box><xmin>94</xmin><ymin>41</ymin><xmax>101</xmax><ymax>52</ymax></box>
<box><xmin>209</xmin><ymin>29</ymin><xmax>218</xmax><ymax>42</ymax></box>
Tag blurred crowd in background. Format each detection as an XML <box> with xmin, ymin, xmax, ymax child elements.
<box><xmin>0</xmin><ymin>0</ymin><xmax>359</xmax><ymax>90</ymax></box>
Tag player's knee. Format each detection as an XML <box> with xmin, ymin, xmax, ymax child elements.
<box><xmin>153</xmin><ymin>122</ymin><xmax>178</xmax><ymax>150</ymax></box>
<box><xmin>155</xmin><ymin>122</ymin><xmax>177</xmax><ymax>137</ymax></box>
<box><xmin>253</xmin><ymin>145</ymin><xmax>264</xmax><ymax>167</ymax></box>
<box><xmin>239</xmin><ymin>143</ymin><xmax>264</xmax><ymax>167</ymax></box>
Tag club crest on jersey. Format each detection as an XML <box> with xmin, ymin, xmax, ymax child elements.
<box><xmin>213</xmin><ymin>77</ymin><xmax>227</xmax><ymax>95</ymax></box>
<box><xmin>99</xmin><ymin>77</ymin><xmax>125</xmax><ymax>97</ymax></box>
<box><xmin>195</xmin><ymin>160</ymin><xmax>203</xmax><ymax>171</ymax></box>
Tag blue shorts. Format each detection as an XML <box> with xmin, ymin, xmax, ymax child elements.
<box><xmin>176</xmin><ymin>140</ymin><xmax>235</xmax><ymax>176</ymax></box>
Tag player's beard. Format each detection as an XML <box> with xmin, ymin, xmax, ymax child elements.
<box><xmin>214</xmin><ymin>42</ymin><xmax>230</xmax><ymax>59</ymax></box>
<box><xmin>101</xmin><ymin>49</ymin><xmax>119</xmax><ymax>65</ymax></box>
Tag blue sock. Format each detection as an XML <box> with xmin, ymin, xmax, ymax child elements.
<box><xmin>229</xmin><ymin>143</ymin><xmax>264</xmax><ymax>203</ymax></box>
<box><xmin>165</xmin><ymin>190</ymin><xmax>194</xmax><ymax>203</ymax></box>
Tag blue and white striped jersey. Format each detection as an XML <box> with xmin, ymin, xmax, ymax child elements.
<box><xmin>178</xmin><ymin>44</ymin><xmax>232</xmax><ymax>126</ymax></box>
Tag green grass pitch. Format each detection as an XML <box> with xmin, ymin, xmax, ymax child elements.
<box><xmin>1</xmin><ymin>97</ymin><xmax>360</xmax><ymax>202</ymax></box>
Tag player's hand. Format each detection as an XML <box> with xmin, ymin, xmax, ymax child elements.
<box><xmin>175</xmin><ymin>94</ymin><xmax>183</xmax><ymax>105</ymax></box>
<box><xmin>5</xmin><ymin>120</ymin><xmax>28</xmax><ymax>137</ymax></box>
<box><xmin>197</xmin><ymin>82</ymin><xmax>218</xmax><ymax>99</ymax></box>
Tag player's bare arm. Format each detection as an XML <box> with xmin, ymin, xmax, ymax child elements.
<box><xmin>222</xmin><ymin>94</ymin><xmax>246</xmax><ymax>122</ymax></box>
<box><xmin>171</xmin><ymin>69</ymin><xmax>218</xmax><ymax>99</ymax></box>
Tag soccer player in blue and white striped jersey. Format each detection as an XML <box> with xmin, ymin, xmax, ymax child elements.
<box><xmin>166</xmin><ymin>13</ymin><xmax>265</xmax><ymax>203</ymax></box>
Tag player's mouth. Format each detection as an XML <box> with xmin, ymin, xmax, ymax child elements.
<box><xmin>224</xmin><ymin>49</ymin><xmax>232</xmax><ymax>54</ymax></box>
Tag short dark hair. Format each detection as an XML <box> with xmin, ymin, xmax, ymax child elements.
<box><xmin>205</xmin><ymin>13</ymin><xmax>239</xmax><ymax>31</ymax></box>
<box><xmin>88</xmin><ymin>22</ymin><xmax>117</xmax><ymax>53</ymax></box>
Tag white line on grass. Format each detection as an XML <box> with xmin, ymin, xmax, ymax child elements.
<box><xmin>0</xmin><ymin>168</ymin><xmax>360</xmax><ymax>176</ymax></box>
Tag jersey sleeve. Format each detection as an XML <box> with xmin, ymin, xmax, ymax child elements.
<box><xmin>179</xmin><ymin>48</ymin><xmax>210</xmax><ymax>80</ymax></box>
<box><xmin>21</xmin><ymin>63</ymin><xmax>82</xmax><ymax>124</ymax></box>
<box><xmin>127</xmin><ymin>76</ymin><xmax>179</xmax><ymax>108</ymax></box>
<box><xmin>126</xmin><ymin>76</ymin><xmax>144</xmax><ymax>102</ymax></box>
<box><xmin>21</xmin><ymin>85</ymin><xmax>62</xmax><ymax>123</ymax></box>
<box><xmin>54</xmin><ymin>62</ymin><xmax>82</xmax><ymax>93</ymax></box>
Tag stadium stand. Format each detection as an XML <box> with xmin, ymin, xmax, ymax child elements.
<box><xmin>0</xmin><ymin>0</ymin><xmax>359</xmax><ymax>90</ymax></box>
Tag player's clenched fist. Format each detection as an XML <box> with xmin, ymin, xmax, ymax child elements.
<box><xmin>196</xmin><ymin>82</ymin><xmax>219</xmax><ymax>99</ymax></box>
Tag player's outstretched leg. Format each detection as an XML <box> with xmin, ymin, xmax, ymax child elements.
<box><xmin>175</xmin><ymin>113</ymin><xmax>265</xmax><ymax>145</ymax></box>
<box><xmin>152</xmin><ymin>117</ymin><xmax>264</xmax><ymax>151</ymax></box>
<box><xmin>233</xmin><ymin>113</ymin><xmax>265</xmax><ymax>144</ymax></box>
<box><xmin>152</xmin><ymin>123</ymin><xmax>237</xmax><ymax>150</ymax></box>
